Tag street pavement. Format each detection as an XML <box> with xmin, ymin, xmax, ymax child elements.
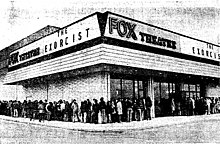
<box><xmin>1</xmin><ymin>114</ymin><xmax>220</xmax><ymax>143</ymax></box>
<box><xmin>1</xmin><ymin>113</ymin><xmax>220</xmax><ymax>132</ymax></box>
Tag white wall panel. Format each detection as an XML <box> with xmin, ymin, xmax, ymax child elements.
<box><xmin>4</xmin><ymin>45</ymin><xmax>104</xmax><ymax>84</ymax></box>
<box><xmin>4</xmin><ymin>43</ymin><xmax>220</xmax><ymax>85</ymax></box>
<box><xmin>24</xmin><ymin>83</ymin><xmax>47</xmax><ymax>101</ymax></box>
<box><xmin>99</xmin><ymin>45</ymin><xmax>220</xmax><ymax>78</ymax></box>
<box><xmin>48</xmin><ymin>80</ymin><xmax>63</xmax><ymax>102</ymax></box>
<box><xmin>46</xmin><ymin>73</ymin><xmax>108</xmax><ymax>103</ymax></box>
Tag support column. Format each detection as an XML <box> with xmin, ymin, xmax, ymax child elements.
<box><xmin>106</xmin><ymin>72</ymin><xmax>111</xmax><ymax>101</ymax></box>
<box><xmin>147</xmin><ymin>77</ymin><xmax>155</xmax><ymax>118</ymax></box>
<box><xmin>101</xmin><ymin>71</ymin><xmax>111</xmax><ymax>102</ymax></box>
<box><xmin>201</xmin><ymin>81</ymin><xmax>207</xmax><ymax>98</ymax></box>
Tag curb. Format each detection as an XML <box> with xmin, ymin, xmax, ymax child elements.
<box><xmin>1</xmin><ymin>114</ymin><xmax>220</xmax><ymax>132</ymax></box>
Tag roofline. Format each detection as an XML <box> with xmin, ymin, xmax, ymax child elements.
<box><xmin>4</xmin><ymin>10</ymin><xmax>220</xmax><ymax>54</ymax></box>
<box><xmin>5</xmin><ymin>25</ymin><xmax>60</xmax><ymax>50</ymax></box>
<box><xmin>5</xmin><ymin>11</ymin><xmax>103</xmax><ymax>53</ymax></box>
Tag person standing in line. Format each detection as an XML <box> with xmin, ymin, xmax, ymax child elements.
<box><xmin>53</xmin><ymin>101</ymin><xmax>59</xmax><ymax>120</ymax></box>
<box><xmin>106</xmin><ymin>101</ymin><xmax>113</xmax><ymax>123</ymax></box>
<box><xmin>18</xmin><ymin>101</ymin><xmax>22</xmax><ymax>117</ymax></box>
<box><xmin>63</xmin><ymin>101</ymin><xmax>70</xmax><ymax>122</ymax></box>
<box><xmin>69</xmin><ymin>99</ymin><xmax>74</xmax><ymax>121</ymax></box>
<box><xmin>43</xmin><ymin>100</ymin><xmax>48</xmax><ymax>120</ymax></box>
<box><xmin>176</xmin><ymin>100</ymin><xmax>181</xmax><ymax>116</ymax></box>
<box><xmin>60</xmin><ymin>100</ymin><xmax>66</xmax><ymax>121</ymax></box>
<box><xmin>86</xmin><ymin>99</ymin><xmax>92</xmax><ymax>123</ymax></box>
<box><xmin>111</xmin><ymin>99</ymin><xmax>117</xmax><ymax>123</ymax></box>
<box><xmin>215</xmin><ymin>101</ymin><xmax>220</xmax><ymax>113</ymax></box>
<box><xmin>145</xmin><ymin>96</ymin><xmax>152</xmax><ymax>120</ymax></box>
<box><xmin>56</xmin><ymin>100</ymin><xmax>62</xmax><ymax>121</ymax></box>
<box><xmin>46</xmin><ymin>102</ymin><xmax>53</xmax><ymax>121</ymax></box>
<box><xmin>99</xmin><ymin>97</ymin><xmax>106</xmax><ymax>124</ymax></box>
<box><xmin>139</xmin><ymin>98</ymin><xmax>145</xmax><ymax>120</ymax></box>
<box><xmin>133</xmin><ymin>98</ymin><xmax>139</xmax><ymax>121</ymax></box>
<box><xmin>190</xmin><ymin>97</ymin><xmax>195</xmax><ymax>116</ymax></box>
<box><xmin>126</xmin><ymin>98</ymin><xmax>133</xmax><ymax>122</ymax></box>
<box><xmin>71</xmin><ymin>99</ymin><xmax>80</xmax><ymax>122</ymax></box>
<box><xmin>8</xmin><ymin>100</ymin><xmax>13</xmax><ymax>117</ymax></box>
<box><xmin>122</xmin><ymin>98</ymin><xmax>127</xmax><ymax>122</ymax></box>
<box><xmin>117</xmin><ymin>98</ymin><xmax>123</xmax><ymax>123</ymax></box>
<box><xmin>80</xmin><ymin>101</ymin><xmax>87</xmax><ymax>123</ymax></box>
<box><xmin>171</xmin><ymin>98</ymin><xmax>175</xmax><ymax>116</ymax></box>
<box><xmin>206</xmin><ymin>97</ymin><xmax>212</xmax><ymax>115</ymax></box>
<box><xmin>194</xmin><ymin>98</ymin><xmax>199</xmax><ymax>115</ymax></box>
<box><xmin>38</xmin><ymin>100</ymin><xmax>45</xmax><ymax>122</ymax></box>
<box><xmin>92</xmin><ymin>99</ymin><xmax>99</xmax><ymax>124</ymax></box>
<box><xmin>198</xmin><ymin>97</ymin><xmax>203</xmax><ymax>115</ymax></box>
<box><xmin>28</xmin><ymin>100</ymin><xmax>34</xmax><ymax>121</ymax></box>
<box><xmin>21</xmin><ymin>100</ymin><xmax>28</xmax><ymax>118</ymax></box>
<box><xmin>13</xmin><ymin>100</ymin><xmax>19</xmax><ymax>117</ymax></box>
<box><xmin>210</xmin><ymin>98</ymin><xmax>215</xmax><ymax>114</ymax></box>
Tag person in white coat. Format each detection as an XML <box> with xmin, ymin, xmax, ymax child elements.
<box><xmin>206</xmin><ymin>98</ymin><xmax>212</xmax><ymax>115</ymax></box>
<box><xmin>117</xmin><ymin>99</ymin><xmax>123</xmax><ymax>123</ymax></box>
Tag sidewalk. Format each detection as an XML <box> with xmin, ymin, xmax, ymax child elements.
<box><xmin>1</xmin><ymin>114</ymin><xmax>220</xmax><ymax>132</ymax></box>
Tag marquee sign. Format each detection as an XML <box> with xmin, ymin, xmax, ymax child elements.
<box><xmin>8</xmin><ymin>12</ymin><xmax>220</xmax><ymax>69</ymax></box>
<box><xmin>9</xmin><ymin>14</ymin><xmax>101</xmax><ymax>67</ymax></box>
<box><xmin>180</xmin><ymin>37</ymin><xmax>220</xmax><ymax>62</ymax></box>
<box><xmin>105</xmin><ymin>13</ymin><xmax>220</xmax><ymax>62</ymax></box>
<box><xmin>105</xmin><ymin>14</ymin><xmax>181</xmax><ymax>52</ymax></box>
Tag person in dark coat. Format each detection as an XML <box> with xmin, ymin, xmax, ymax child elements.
<box><xmin>80</xmin><ymin>101</ymin><xmax>87</xmax><ymax>123</ymax></box>
<box><xmin>126</xmin><ymin>98</ymin><xmax>133</xmax><ymax>122</ymax></box>
<box><xmin>33</xmin><ymin>100</ymin><xmax>39</xmax><ymax>120</ymax></box>
<box><xmin>92</xmin><ymin>99</ymin><xmax>99</xmax><ymax>124</ymax></box>
<box><xmin>106</xmin><ymin>101</ymin><xmax>113</xmax><ymax>123</ymax></box>
<box><xmin>13</xmin><ymin>100</ymin><xmax>19</xmax><ymax>117</ymax></box>
<box><xmin>122</xmin><ymin>98</ymin><xmax>127</xmax><ymax>122</ymax></box>
<box><xmin>63</xmin><ymin>101</ymin><xmax>70</xmax><ymax>122</ymax></box>
<box><xmin>27</xmin><ymin>100</ymin><xmax>34</xmax><ymax>121</ymax></box>
<box><xmin>99</xmin><ymin>97</ymin><xmax>106</xmax><ymax>124</ymax></box>
<box><xmin>133</xmin><ymin>98</ymin><xmax>138</xmax><ymax>121</ymax></box>
<box><xmin>145</xmin><ymin>96</ymin><xmax>152</xmax><ymax>120</ymax></box>
<box><xmin>111</xmin><ymin>99</ymin><xmax>117</xmax><ymax>123</ymax></box>
<box><xmin>86</xmin><ymin>99</ymin><xmax>92</xmax><ymax>123</ymax></box>
<box><xmin>21</xmin><ymin>100</ymin><xmax>28</xmax><ymax>118</ymax></box>
<box><xmin>53</xmin><ymin>101</ymin><xmax>59</xmax><ymax>120</ymax></box>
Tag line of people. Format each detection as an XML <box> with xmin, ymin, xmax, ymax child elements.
<box><xmin>155</xmin><ymin>96</ymin><xmax>220</xmax><ymax>117</ymax></box>
<box><xmin>0</xmin><ymin>96</ymin><xmax>153</xmax><ymax>124</ymax></box>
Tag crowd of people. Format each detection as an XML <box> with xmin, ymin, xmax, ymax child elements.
<box><xmin>155</xmin><ymin>97</ymin><xmax>220</xmax><ymax>117</ymax></box>
<box><xmin>0</xmin><ymin>96</ymin><xmax>153</xmax><ymax>124</ymax></box>
<box><xmin>0</xmin><ymin>96</ymin><xmax>219</xmax><ymax>124</ymax></box>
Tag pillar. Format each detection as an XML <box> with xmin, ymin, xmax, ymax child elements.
<box><xmin>147</xmin><ymin>77</ymin><xmax>155</xmax><ymax>118</ymax></box>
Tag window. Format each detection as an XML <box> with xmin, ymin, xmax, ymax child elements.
<box><xmin>122</xmin><ymin>79</ymin><xmax>133</xmax><ymax>99</ymax></box>
<box><xmin>110</xmin><ymin>79</ymin><xmax>121</xmax><ymax>100</ymax></box>
<box><xmin>161</xmin><ymin>83</ymin><xmax>169</xmax><ymax>99</ymax></box>
<box><xmin>181</xmin><ymin>83</ymin><xmax>200</xmax><ymax>100</ymax></box>
<box><xmin>110</xmin><ymin>78</ymin><xmax>146</xmax><ymax>100</ymax></box>
<box><xmin>153</xmin><ymin>81</ymin><xmax>176</xmax><ymax>117</ymax></box>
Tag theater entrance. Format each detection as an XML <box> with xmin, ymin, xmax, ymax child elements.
<box><xmin>153</xmin><ymin>80</ymin><xmax>201</xmax><ymax>117</ymax></box>
<box><xmin>110</xmin><ymin>75</ymin><xmax>149</xmax><ymax>100</ymax></box>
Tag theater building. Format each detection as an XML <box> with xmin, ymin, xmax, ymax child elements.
<box><xmin>1</xmin><ymin>11</ymin><xmax>220</xmax><ymax>118</ymax></box>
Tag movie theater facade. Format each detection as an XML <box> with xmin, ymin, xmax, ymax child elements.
<box><xmin>3</xmin><ymin>12</ymin><xmax>220</xmax><ymax>118</ymax></box>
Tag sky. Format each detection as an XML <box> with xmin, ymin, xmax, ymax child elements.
<box><xmin>1</xmin><ymin>0</ymin><xmax>220</xmax><ymax>51</ymax></box>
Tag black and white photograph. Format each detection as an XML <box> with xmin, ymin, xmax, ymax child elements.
<box><xmin>0</xmin><ymin>0</ymin><xmax>220</xmax><ymax>143</ymax></box>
